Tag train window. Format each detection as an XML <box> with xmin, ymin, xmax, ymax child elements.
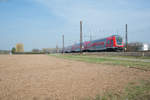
<box><xmin>107</xmin><ymin>40</ymin><xmax>110</xmax><ymax>44</ymax></box>
<box><xmin>116</xmin><ymin>37</ymin><xmax>122</xmax><ymax>45</ymax></box>
<box><xmin>111</xmin><ymin>40</ymin><xmax>113</xmax><ymax>43</ymax></box>
<box><xmin>111</xmin><ymin>40</ymin><xmax>113</xmax><ymax>46</ymax></box>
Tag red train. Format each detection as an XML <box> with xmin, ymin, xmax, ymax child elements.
<box><xmin>64</xmin><ymin>35</ymin><xmax>124</xmax><ymax>52</ymax></box>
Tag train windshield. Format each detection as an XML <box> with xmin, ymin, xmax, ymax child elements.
<box><xmin>116</xmin><ymin>36</ymin><xmax>122</xmax><ymax>45</ymax></box>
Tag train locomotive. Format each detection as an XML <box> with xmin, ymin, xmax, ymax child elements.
<box><xmin>64</xmin><ymin>35</ymin><xmax>124</xmax><ymax>52</ymax></box>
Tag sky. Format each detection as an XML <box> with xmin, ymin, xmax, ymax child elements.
<box><xmin>0</xmin><ymin>0</ymin><xmax>150</xmax><ymax>51</ymax></box>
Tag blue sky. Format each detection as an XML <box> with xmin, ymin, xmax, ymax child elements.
<box><xmin>0</xmin><ymin>0</ymin><xmax>150</xmax><ymax>51</ymax></box>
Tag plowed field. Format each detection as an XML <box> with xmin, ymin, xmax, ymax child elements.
<box><xmin>0</xmin><ymin>55</ymin><xmax>149</xmax><ymax>100</ymax></box>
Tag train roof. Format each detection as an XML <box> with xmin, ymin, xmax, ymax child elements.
<box><xmin>110</xmin><ymin>35</ymin><xmax>121</xmax><ymax>37</ymax></box>
<box><xmin>90</xmin><ymin>35</ymin><xmax>122</xmax><ymax>42</ymax></box>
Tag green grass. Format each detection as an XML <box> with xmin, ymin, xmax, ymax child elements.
<box><xmin>124</xmin><ymin>80</ymin><xmax>150</xmax><ymax>100</ymax></box>
<box><xmin>50</xmin><ymin>54</ymin><xmax>150</xmax><ymax>71</ymax></box>
<box><xmin>84</xmin><ymin>80</ymin><xmax>150</xmax><ymax>100</ymax></box>
<box><xmin>102</xmin><ymin>55</ymin><xmax>150</xmax><ymax>60</ymax></box>
<box><xmin>101</xmin><ymin>80</ymin><xmax>150</xmax><ymax>100</ymax></box>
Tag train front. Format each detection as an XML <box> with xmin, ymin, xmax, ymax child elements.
<box><xmin>114</xmin><ymin>35</ymin><xmax>124</xmax><ymax>51</ymax></box>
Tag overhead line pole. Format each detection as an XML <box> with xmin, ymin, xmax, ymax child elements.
<box><xmin>56</xmin><ymin>44</ymin><xmax>58</xmax><ymax>53</ymax></box>
<box><xmin>62</xmin><ymin>35</ymin><xmax>64</xmax><ymax>54</ymax></box>
<box><xmin>80</xmin><ymin>21</ymin><xmax>83</xmax><ymax>54</ymax></box>
<box><xmin>125</xmin><ymin>24</ymin><xmax>128</xmax><ymax>52</ymax></box>
<box><xmin>90</xmin><ymin>33</ymin><xmax>92</xmax><ymax>41</ymax></box>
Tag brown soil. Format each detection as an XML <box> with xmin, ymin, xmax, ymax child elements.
<box><xmin>0</xmin><ymin>55</ymin><xmax>150</xmax><ymax>100</ymax></box>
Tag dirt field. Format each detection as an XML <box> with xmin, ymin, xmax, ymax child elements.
<box><xmin>0</xmin><ymin>55</ymin><xmax>150</xmax><ymax>100</ymax></box>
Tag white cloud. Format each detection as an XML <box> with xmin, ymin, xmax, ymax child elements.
<box><xmin>34</xmin><ymin>0</ymin><xmax>150</xmax><ymax>44</ymax></box>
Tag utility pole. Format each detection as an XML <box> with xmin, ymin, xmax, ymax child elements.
<box><xmin>80</xmin><ymin>21</ymin><xmax>83</xmax><ymax>54</ymax></box>
<box><xmin>56</xmin><ymin>44</ymin><xmax>58</xmax><ymax>53</ymax></box>
<box><xmin>125</xmin><ymin>24</ymin><xmax>128</xmax><ymax>51</ymax></box>
<box><xmin>62</xmin><ymin>35</ymin><xmax>64</xmax><ymax>53</ymax></box>
<box><xmin>90</xmin><ymin>33</ymin><xmax>92</xmax><ymax>41</ymax></box>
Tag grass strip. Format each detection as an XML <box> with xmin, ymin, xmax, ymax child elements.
<box><xmin>50</xmin><ymin>54</ymin><xmax>150</xmax><ymax>71</ymax></box>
